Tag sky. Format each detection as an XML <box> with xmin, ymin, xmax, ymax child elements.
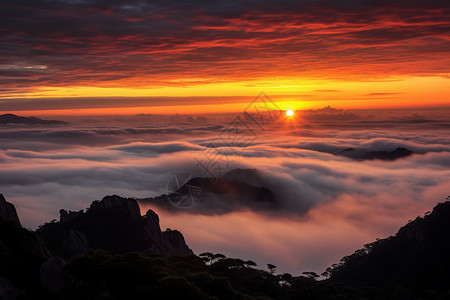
<box><xmin>1</xmin><ymin>0</ymin><xmax>450</xmax><ymax>114</ymax></box>
<box><xmin>1</xmin><ymin>0</ymin><xmax>450</xmax><ymax>276</ymax></box>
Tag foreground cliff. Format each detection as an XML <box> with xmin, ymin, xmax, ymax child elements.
<box><xmin>0</xmin><ymin>195</ymin><xmax>49</xmax><ymax>299</ymax></box>
<box><xmin>0</xmin><ymin>194</ymin><xmax>20</xmax><ymax>225</ymax></box>
<box><xmin>2</xmin><ymin>193</ymin><xmax>450</xmax><ymax>299</ymax></box>
<box><xmin>36</xmin><ymin>195</ymin><xmax>193</xmax><ymax>259</ymax></box>
<box><xmin>329</xmin><ymin>200</ymin><xmax>450</xmax><ymax>298</ymax></box>
<box><xmin>0</xmin><ymin>194</ymin><xmax>194</xmax><ymax>299</ymax></box>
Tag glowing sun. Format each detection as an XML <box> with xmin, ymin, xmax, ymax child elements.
<box><xmin>286</xmin><ymin>109</ymin><xmax>294</xmax><ymax>117</ymax></box>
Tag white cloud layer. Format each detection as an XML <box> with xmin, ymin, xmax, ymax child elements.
<box><xmin>0</xmin><ymin>111</ymin><xmax>449</xmax><ymax>274</ymax></box>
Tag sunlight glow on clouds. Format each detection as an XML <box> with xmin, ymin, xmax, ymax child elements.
<box><xmin>0</xmin><ymin>110</ymin><xmax>448</xmax><ymax>273</ymax></box>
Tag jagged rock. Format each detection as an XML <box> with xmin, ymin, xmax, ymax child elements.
<box><xmin>60</xmin><ymin>229</ymin><xmax>89</xmax><ymax>257</ymax></box>
<box><xmin>162</xmin><ymin>229</ymin><xmax>193</xmax><ymax>256</ymax></box>
<box><xmin>142</xmin><ymin>210</ymin><xmax>194</xmax><ymax>256</ymax></box>
<box><xmin>0</xmin><ymin>195</ymin><xmax>47</xmax><ymax>260</ymax></box>
<box><xmin>0</xmin><ymin>194</ymin><xmax>20</xmax><ymax>225</ymax></box>
<box><xmin>0</xmin><ymin>215</ymin><xmax>49</xmax><ymax>299</ymax></box>
<box><xmin>40</xmin><ymin>257</ymin><xmax>66</xmax><ymax>293</ymax></box>
<box><xmin>37</xmin><ymin>195</ymin><xmax>192</xmax><ymax>258</ymax></box>
<box><xmin>0</xmin><ymin>277</ymin><xmax>19</xmax><ymax>300</ymax></box>
<box><xmin>88</xmin><ymin>195</ymin><xmax>141</xmax><ymax>219</ymax></box>
<box><xmin>0</xmin><ymin>219</ymin><xmax>48</xmax><ymax>262</ymax></box>
<box><xmin>143</xmin><ymin>210</ymin><xmax>163</xmax><ymax>248</ymax></box>
<box><xmin>60</xmin><ymin>209</ymin><xmax>84</xmax><ymax>223</ymax></box>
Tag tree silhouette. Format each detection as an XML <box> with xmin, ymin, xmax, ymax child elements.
<box><xmin>267</xmin><ymin>264</ymin><xmax>277</xmax><ymax>275</ymax></box>
<box><xmin>212</xmin><ymin>253</ymin><xmax>226</xmax><ymax>262</ymax></box>
<box><xmin>199</xmin><ymin>252</ymin><xmax>226</xmax><ymax>265</ymax></box>
<box><xmin>302</xmin><ymin>272</ymin><xmax>319</xmax><ymax>280</ymax></box>
<box><xmin>278</xmin><ymin>273</ymin><xmax>293</xmax><ymax>286</ymax></box>
<box><xmin>321</xmin><ymin>267</ymin><xmax>333</xmax><ymax>279</ymax></box>
<box><xmin>244</xmin><ymin>260</ymin><xmax>257</xmax><ymax>268</ymax></box>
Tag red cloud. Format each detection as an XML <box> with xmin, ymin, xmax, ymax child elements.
<box><xmin>0</xmin><ymin>0</ymin><xmax>449</xmax><ymax>95</ymax></box>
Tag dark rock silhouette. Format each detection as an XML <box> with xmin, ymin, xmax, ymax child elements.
<box><xmin>141</xmin><ymin>169</ymin><xmax>278</xmax><ymax>214</ymax></box>
<box><xmin>221</xmin><ymin>168</ymin><xmax>266</xmax><ymax>187</ymax></box>
<box><xmin>0</xmin><ymin>194</ymin><xmax>20</xmax><ymax>225</ymax></box>
<box><xmin>161</xmin><ymin>229</ymin><xmax>192</xmax><ymax>256</ymax></box>
<box><xmin>337</xmin><ymin>147</ymin><xmax>413</xmax><ymax>161</ymax></box>
<box><xmin>36</xmin><ymin>195</ymin><xmax>193</xmax><ymax>259</ymax></box>
<box><xmin>0</xmin><ymin>195</ymin><xmax>49</xmax><ymax>298</ymax></box>
<box><xmin>329</xmin><ymin>200</ymin><xmax>450</xmax><ymax>297</ymax></box>
<box><xmin>0</xmin><ymin>194</ymin><xmax>193</xmax><ymax>298</ymax></box>
<box><xmin>0</xmin><ymin>114</ymin><xmax>67</xmax><ymax>125</ymax></box>
<box><xmin>61</xmin><ymin>229</ymin><xmax>89</xmax><ymax>257</ymax></box>
<box><xmin>1</xmin><ymin>192</ymin><xmax>450</xmax><ymax>299</ymax></box>
<box><xmin>39</xmin><ymin>256</ymin><xmax>66</xmax><ymax>293</ymax></box>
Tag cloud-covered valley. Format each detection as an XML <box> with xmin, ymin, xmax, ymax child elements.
<box><xmin>0</xmin><ymin>110</ymin><xmax>449</xmax><ymax>274</ymax></box>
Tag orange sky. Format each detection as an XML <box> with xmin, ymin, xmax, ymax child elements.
<box><xmin>1</xmin><ymin>0</ymin><xmax>449</xmax><ymax>115</ymax></box>
<box><xmin>2</xmin><ymin>76</ymin><xmax>449</xmax><ymax>115</ymax></box>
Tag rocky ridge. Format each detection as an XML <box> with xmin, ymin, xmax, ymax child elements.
<box><xmin>0</xmin><ymin>194</ymin><xmax>20</xmax><ymax>225</ymax></box>
<box><xmin>36</xmin><ymin>195</ymin><xmax>192</xmax><ymax>258</ymax></box>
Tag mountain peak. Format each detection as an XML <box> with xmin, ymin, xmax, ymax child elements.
<box><xmin>338</xmin><ymin>146</ymin><xmax>413</xmax><ymax>161</ymax></box>
<box><xmin>0</xmin><ymin>114</ymin><xmax>67</xmax><ymax>125</ymax></box>
<box><xmin>0</xmin><ymin>194</ymin><xmax>21</xmax><ymax>225</ymax></box>
<box><xmin>141</xmin><ymin>169</ymin><xmax>278</xmax><ymax>214</ymax></box>
<box><xmin>221</xmin><ymin>168</ymin><xmax>265</xmax><ymax>187</ymax></box>
<box><xmin>37</xmin><ymin>195</ymin><xmax>192</xmax><ymax>259</ymax></box>
<box><xmin>88</xmin><ymin>195</ymin><xmax>141</xmax><ymax>219</ymax></box>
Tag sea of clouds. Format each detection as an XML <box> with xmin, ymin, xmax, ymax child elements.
<box><xmin>0</xmin><ymin>108</ymin><xmax>449</xmax><ymax>274</ymax></box>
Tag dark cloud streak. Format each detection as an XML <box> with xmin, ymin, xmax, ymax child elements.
<box><xmin>1</xmin><ymin>0</ymin><xmax>449</xmax><ymax>95</ymax></box>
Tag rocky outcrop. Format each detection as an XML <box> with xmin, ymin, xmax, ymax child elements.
<box><xmin>337</xmin><ymin>147</ymin><xmax>413</xmax><ymax>161</ymax></box>
<box><xmin>0</xmin><ymin>194</ymin><xmax>20</xmax><ymax>225</ymax></box>
<box><xmin>142</xmin><ymin>209</ymin><xmax>164</xmax><ymax>253</ymax></box>
<box><xmin>0</xmin><ymin>197</ymin><xmax>49</xmax><ymax>298</ymax></box>
<box><xmin>0</xmin><ymin>194</ymin><xmax>194</xmax><ymax>297</ymax></box>
<box><xmin>141</xmin><ymin>169</ymin><xmax>278</xmax><ymax>215</ymax></box>
<box><xmin>40</xmin><ymin>256</ymin><xmax>66</xmax><ymax>293</ymax></box>
<box><xmin>37</xmin><ymin>195</ymin><xmax>193</xmax><ymax>258</ymax></box>
<box><xmin>60</xmin><ymin>209</ymin><xmax>84</xmax><ymax>223</ymax></box>
<box><xmin>162</xmin><ymin>229</ymin><xmax>193</xmax><ymax>256</ymax></box>
<box><xmin>88</xmin><ymin>195</ymin><xmax>141</xmax><ymax>220</ymax></box>
<box><xmin>61</xmin><ymin>229</ymin><xmax>89</xmax><ymax>257</ymax></box>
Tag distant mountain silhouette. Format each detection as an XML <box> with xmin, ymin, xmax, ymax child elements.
<box><xmin>221</xmin><ymin>168</ymin><xmax>266</xmax><ymax>187</ymax></box>
<box><xmin>337</xmin><ymin>147</ymin><xmax>413</xmax><ymax>161</ymax></box>
<box><xmin>36</xmin><ymin>195</ymin><xmax>192</xmax><ymax>259</ymax></box>
<box><xmin>0</xmin><ymin>114</ymin><xmax>67</xmax><ymax>125</ymax></box>
<box><xmin>141</xmin><ymin>169</ymin><xmax>278</xmax><ymax>214</ymax></box>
